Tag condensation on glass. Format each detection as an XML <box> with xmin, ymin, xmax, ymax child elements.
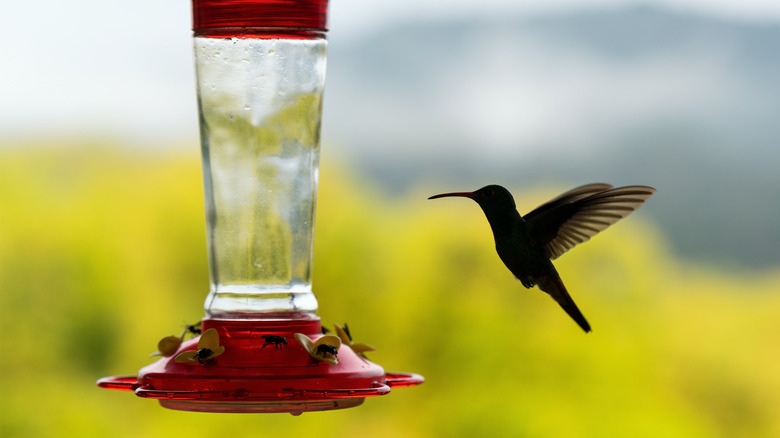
<box><xmin>195</xmin><ymin>36</ymin><xmax>326</xmax><ymax>317</ymax></box>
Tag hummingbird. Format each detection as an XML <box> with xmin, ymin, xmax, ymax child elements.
<box><xmin>428</xmin><ymin>183</ymin><xmax>656</xmax><ymax>333</ymax></box>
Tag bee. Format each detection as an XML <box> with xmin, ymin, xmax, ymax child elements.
<box><xmin>261</xmin><ymin>334</ymin><xmax>288</xmax><ymax>350</ymax></box>
<box><xmin>193</xmin><ymin>347</ymin><xmax>215</xmax><ymax>364</ymax></box>
<box><xmin>293</xmin><ymin>333</ymin><xmax>341</xmax><ymax>365</ymax></box>
<box><xmin>184</xmin><ymin>322</ymin><xmax>202</xmax><ymax>336</ymax></box>
<box><xmin>316</xmin><ymin>343</ymin><xmax>339</xmax><ymax>357</ymax></box>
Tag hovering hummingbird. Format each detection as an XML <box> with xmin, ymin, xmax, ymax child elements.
<box><xmin>428</xmin><ymin>183</ymin><xmax>656</xmax><ymax>333</ymax></box>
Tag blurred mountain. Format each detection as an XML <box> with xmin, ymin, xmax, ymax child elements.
<box><xmin>322</xmin><ymin>5</ymin><xmax>780</xmax><ymax>269</ymax></box>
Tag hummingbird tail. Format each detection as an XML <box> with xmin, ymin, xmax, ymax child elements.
<box><xmin>539</xmin><ymin>276</ymin><xmax>591</xmax><ymax>333</ymax></box>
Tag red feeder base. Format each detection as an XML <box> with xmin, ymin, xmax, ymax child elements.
<box><xmin>97</xmin><ymin>316</ymin><xmax>423</xmax><ymax>414</ymax></box>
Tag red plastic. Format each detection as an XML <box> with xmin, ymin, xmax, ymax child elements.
<box><xmin>192</xmin><ymin>0</ymin><xmax>328</xmax><ymax>37</ymax></box>
<box><xmin>97</xmin><ymin>317</ymin><xmax>423</xmax><ymax>414</ymax></box>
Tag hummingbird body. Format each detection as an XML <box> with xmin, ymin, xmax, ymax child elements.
<box><xmin>429</xmin><ymin>183</ymin><xmax>656</xmax><ymax>333</ymax></box>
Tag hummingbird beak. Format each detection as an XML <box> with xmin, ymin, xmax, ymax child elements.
<box><xmin>428</xmin><ymin>191</ymin><xmax>476</xmax><ymax>200</ymax></box>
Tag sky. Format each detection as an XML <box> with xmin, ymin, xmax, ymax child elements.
<box><xmin>332</xmin><ymin>0</ymin><xmax>780</xmax><ymax>35</ymax></box>
<box><xmin>2</xmin><ymin>0</ymin><xmax>780</xmax><ymax>145</ymax></box>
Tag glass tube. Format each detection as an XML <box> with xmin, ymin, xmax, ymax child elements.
<box><xmin>192</xmin><ymin>1</ymin><xmax>328</xmax><ymax>318</ymax></box>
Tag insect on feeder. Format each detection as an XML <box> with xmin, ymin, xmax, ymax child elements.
<box><xmin>97</xmin><ymin>0</ymin><xmax>422</xmax><ymax>414</ymax></box>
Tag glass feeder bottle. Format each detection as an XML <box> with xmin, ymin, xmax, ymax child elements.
<box><xmin>193</xmin><ymin>1</ymin><xmax>328</xmax><ymax>318</ymax></box>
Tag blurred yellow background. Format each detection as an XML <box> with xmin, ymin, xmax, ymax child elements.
<box><xmin>2</xmin><ymin>142</ymin><xmax>779</xmax><ymax>437</ymax></box>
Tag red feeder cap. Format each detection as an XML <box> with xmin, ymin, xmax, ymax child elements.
<box><xmin>192</xmin><ymin>0</ymin><xmax>329</xmax><ymax>37</ymax></box>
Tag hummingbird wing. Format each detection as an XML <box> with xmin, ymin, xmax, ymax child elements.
<box><xmin>524</xmin><ymin>185</ymin><xmax>656</xmax><ymax>260</ymax></box>
<box><xmin>520</xmin><ymin>183</ymin><xmax>613</xmax><ymax>233</ymax></box>
<box><xmin>539</xmin><ymin>183</ymin><xmax>614</xmax><ymax>205</ymax></box>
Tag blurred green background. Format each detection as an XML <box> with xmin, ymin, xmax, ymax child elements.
<box><xmin>4</xmin><ymin>0</ymin><xmax>780</xmax><ymax>436</ymax></box>
<box><xmin>1</xmin><ymin>141</ymin><xmax>779</xmax><ymax>437</ymax></box>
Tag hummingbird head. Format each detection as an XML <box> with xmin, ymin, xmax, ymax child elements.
<box><xmin>429</xmin><ymin>185</ymin><xmax>519</xmax><ymax>234</ymax></box>
<box><xmin>429</xmin><ymin>184</ymin><xmax>516</xmax><ymax>208</ymax></box>
<box><xmin>428</xmin><ymin>184</ymin><xmax>519</xmax><ymax>224</ymax></box>
<box><xmin>429</xmin><ymin>185</ymin><xmax>521</xmax><ymax>237</ymax></box>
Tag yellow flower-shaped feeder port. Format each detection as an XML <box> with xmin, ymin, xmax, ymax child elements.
<box><xmin>334</xmin><ymin>323</ymin><xmax>376</xmax><ymax>358</ymax></box>
<box><xmin>294</xmin><ymin>333</ymin><xmax>341</xmax><ymax>365</ymax></box>
<box><xmin>150</xmin><ymin>322</ymin><xmax>203</xmax><ymax>357</ymax></box>
<box><xmin>151</xmin><ymin>335</ymin><xmax>183</xmax><ymax>357</ymax></box>
<box><xmin>174</xmin><ymin>328</ymin><xmax>225</xmax><ymax>365</ymax></box>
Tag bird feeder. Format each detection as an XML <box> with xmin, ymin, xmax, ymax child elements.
<box><xmin>97</xmin><ymin>0</ymin><xmax>422</xmax><ymax>414</ymax></box>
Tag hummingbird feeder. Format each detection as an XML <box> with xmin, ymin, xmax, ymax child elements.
<box><xmin>97</xmin><ymin>0</ymin><xmax>422</xmax><ymax>414</ymax></box>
